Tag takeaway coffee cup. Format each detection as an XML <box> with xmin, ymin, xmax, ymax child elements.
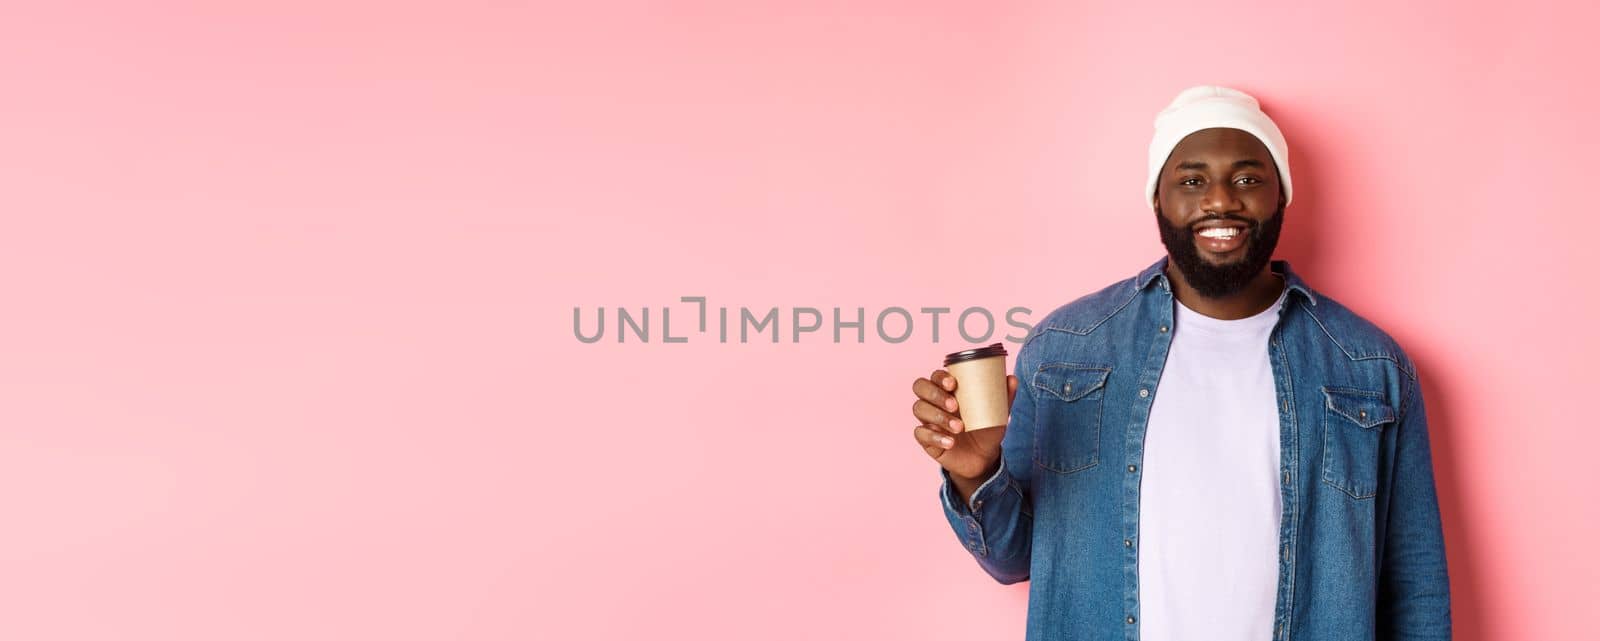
<box><xmin>942</xmin><ymin>342</ymin><xmax>1010</xmax><ymax>431</ymax></box>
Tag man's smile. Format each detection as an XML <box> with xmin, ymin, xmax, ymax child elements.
<box><xmin>1193</xmin><ymin>222</ymin><xmax>1251</xmax><ymax>256</ymax></box>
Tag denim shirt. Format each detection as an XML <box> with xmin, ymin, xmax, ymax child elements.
<box><xmin>939</xmin><ymin>256</ymin><xmax>1451</xmax><ymax>641</ymax></box>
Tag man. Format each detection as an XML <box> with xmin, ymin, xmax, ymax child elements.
<box><xmin>909</xmin><ymin>86</ymin><xmax>1450</xmax><ymax>640</ymax></box>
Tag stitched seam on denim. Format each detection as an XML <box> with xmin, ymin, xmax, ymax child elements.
<box><xmin>1272</xmin><ymin>331</ymin><xmax>1298</xmax><ymax>641</ymax></box>
<box><xmin>1019</xmin><ymin>312</ymin><xmax>1053</xmax><ymax>353</ymax></box>
<box><xmin>1397</xmin><ymin>371</ymin><xmax>1417</xmax><ymax>426</ymax></box>
<box><xmin>973</xmin><ymin>514</ymin><xmax>988</xmax><ymax>556</ymax></box>
<box><xmin>1300</xmin><ymin>304</ymin><xmax>1416</xmax><ymax>379</ymax></box>
<box><xmin>954</xmin><ymin>471</ymin><xmax>991</xmax><ymax>555</ymax></box>
<box><xmin>1031</xmin><ymin>364</ymin><xmax>1111</xmax><ymax>402</ymax></box>
<box><xmin>1008</xmin><ymin>476</ymin><xmax>1034</xmax><ymax>520</ymax></box>
<box><xmin>940</xmin><ymin>471</ymin><xmax>971</xmax><ymax>519</ymax></box>
<box><xmin>1322</xmin><ymin>386</ymin><xmax>1396</xmax><ymax>427</ymax></box>
<box><xmin>970</xmin><ymin>456</ymin><xmax>1010</xmax><ymax>505</ymax></box>
<box><xmin>1041</xmin><ymin>285</ymin><xmax>1140</xmax><ymax>337</ymax></box>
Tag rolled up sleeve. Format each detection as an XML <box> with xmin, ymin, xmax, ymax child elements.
<box><xmin>937</xmin><ymin>350</ymin><xmax>1038</xmax><ymax>585</ymax></box>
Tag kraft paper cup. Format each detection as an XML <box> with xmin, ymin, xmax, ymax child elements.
<box><xmin>943</xmin><ymin>343</ymin><xmax>1010</xmax><ymax>431</ymax></box>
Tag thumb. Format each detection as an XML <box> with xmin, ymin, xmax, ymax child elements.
<box><xmin>1006</xmin><ymin>374</ymin><xmax>1019</xmax><ymax>405</ymax></box>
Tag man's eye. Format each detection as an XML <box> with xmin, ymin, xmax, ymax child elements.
<box><xmin>1235</xmin><ymin>176</ymin><xmax>1261</xmax><ymax>185</ymax></box>
<box><xmin>1180</xmin><ymin>177</ymin><xmax>1202</xmax><ymax>187</ymax></box>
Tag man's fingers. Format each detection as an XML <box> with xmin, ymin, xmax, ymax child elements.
<box><xmin>912</xmin><ymin>398</ymin><xmax>961</xmax><ymax>432</ymax></box>
<box><xmin>929</xmin><ymin>370</ymin><xmax>961</xmax><ymax>415</ymax></box>
<box><xmin>912</xmin><ymin>376</ymin><xmax>958</xmax><ymax>413</ymax></box>
<box><xmin>1007</xmin><ymin>374</ymin><xmax>1019</xmax><ymax>405</ymax></box>
<box><xmin>914</xmin><ymin>424</ymin><xmax>955</xmax><ymax>454</ymax></box>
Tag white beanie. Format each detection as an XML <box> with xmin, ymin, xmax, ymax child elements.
<box><xmin>1146</xmin><ymin>85</ymin><xmax>1291</xmax><ymax>209</ymax></box>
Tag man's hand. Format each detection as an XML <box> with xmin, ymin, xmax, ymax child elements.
<box><xmin>911</xmin><ymin>369</ymin><xmax>1019</xmax><ymax>484</ymax></box>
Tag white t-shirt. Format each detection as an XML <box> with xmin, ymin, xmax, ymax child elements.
<box><xmin>1138</xmin><ymin>284</ymin><xmax>1287</xmax><ymax>640</ymax></box>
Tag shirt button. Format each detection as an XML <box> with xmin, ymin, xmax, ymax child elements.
<box><xmin>1063</xmin><ymin>383</ymin><xmax>1072</xmax><ymax>395</ymax></box>
<box><xmin>1359</xmin><ymin>410</ymin><xmax>1367</xmax><ymax>419</ymax></box>
<box><xmin>1159</xmin><ymin>325</ymin><xmax>1169</xmax><ymax>333</ymax></box>
<box><xmin>1138</xmin><ymin>388</ymin><xmax>1149</xmax><ymax>398</ymax></box>
<box><xmin>1127</xmin><ymin>465</ymin><xmax>1137</xmax><ymax>473</ymax></box>
<box><xmin>1126</xmin><ymin>616</ymin><xmax>1136</xmax><ymax>624</ymax></box>
<box><xmin>1124</xmin><ymin>539</ymin><xmax>1132</xmax><ymax>548</ymax></box>
<box><xmin>974</xmin><ymin>500</ymin><xmax>983</xmax><ymax>509</ymax></box>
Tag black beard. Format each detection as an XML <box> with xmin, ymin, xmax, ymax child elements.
<box><xmin>1155</xmin><ymin>205</ymin><xmax>1284</xmax><ymax>299</ymax></box>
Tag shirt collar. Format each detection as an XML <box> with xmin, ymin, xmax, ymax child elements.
<box><xmin>1134</xmin><ymin>254</ymin><xmax>1318</xmax><ymax>307</ymax></box>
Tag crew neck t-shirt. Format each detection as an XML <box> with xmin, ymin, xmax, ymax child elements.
<box><xmin>1138</xmin><ymin>284</ymin><xmax>1288</xmax><ymax>640</ymax></box>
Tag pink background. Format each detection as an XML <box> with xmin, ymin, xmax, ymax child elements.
<box><xmin>2</xmin><ymin>2</ymin><xmax>1595</xmax><ymax>639</ymax></box>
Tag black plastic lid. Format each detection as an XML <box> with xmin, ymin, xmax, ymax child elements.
<box><xmin>943</xmin><ymin>342</ymin><xmax>1008</xmax><ymax>367</ymax></box>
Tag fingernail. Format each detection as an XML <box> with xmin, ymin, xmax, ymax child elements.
<box><xmin>950</xmin><ymin>419</ymin><xmax>964</xmax><ymax>432</ymax></box>
<box><xmin>940</xmin><ymin>436</ymin><xmax>955</xmax><ymax>448</ymax></box>
<box><xmin>944</xmin><ymin>398</ymin><xmax>957</xmax><ymax>411</ymax></box>
<box><xmin>943</xmin><ymin>379</ymin><xmax>954</xmax><ymax>390</ymax></box>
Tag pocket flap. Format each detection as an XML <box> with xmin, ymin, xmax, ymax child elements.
<box><xmin>1033</xmin><ymin>363</ymin><xmax>1111</xmax><ymax>402</ymax></box>
<box><xmin>1321</xmin><ymin>386</ymin><xmax>1396</xmax><ymax>428</ymax></box>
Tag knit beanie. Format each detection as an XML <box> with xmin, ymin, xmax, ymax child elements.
<box><xmin>1146</xmin><ymin>86</ymin><xmax>1291</xmax><ymax>209</ymax></box>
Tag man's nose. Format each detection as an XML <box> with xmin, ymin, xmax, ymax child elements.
<box><xmin>1203</xmin><ymin>179</ymin><xmax>1243</xmax><ymax>213</ymax></box>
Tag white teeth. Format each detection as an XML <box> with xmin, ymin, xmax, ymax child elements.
<box><xmin>1198</xmin><ymin>227</ymin><xmax>1242</xmax><ymax>239</ymax></box>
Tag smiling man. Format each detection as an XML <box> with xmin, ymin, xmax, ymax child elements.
<box><xmin>909</xmin><ymin>86</ymin><xmax>1451</xmax><ymax>640</ymax></box>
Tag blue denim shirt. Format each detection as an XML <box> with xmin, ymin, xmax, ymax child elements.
<box><xmin>939</xmin><ymin>256</ymin><xmax>1451</xmax><ymax>640</ymax></box>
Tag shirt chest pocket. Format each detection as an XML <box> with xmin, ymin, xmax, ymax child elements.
<box><xmin>1320</xmin><ymin>386</ymin><xmax>1397</xmax><ymax>499</ymax></box>
<box><xmin>1030</xmin><ymin>363</ymin><xmax>1111</xmax><ymax>475</ymax></box>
